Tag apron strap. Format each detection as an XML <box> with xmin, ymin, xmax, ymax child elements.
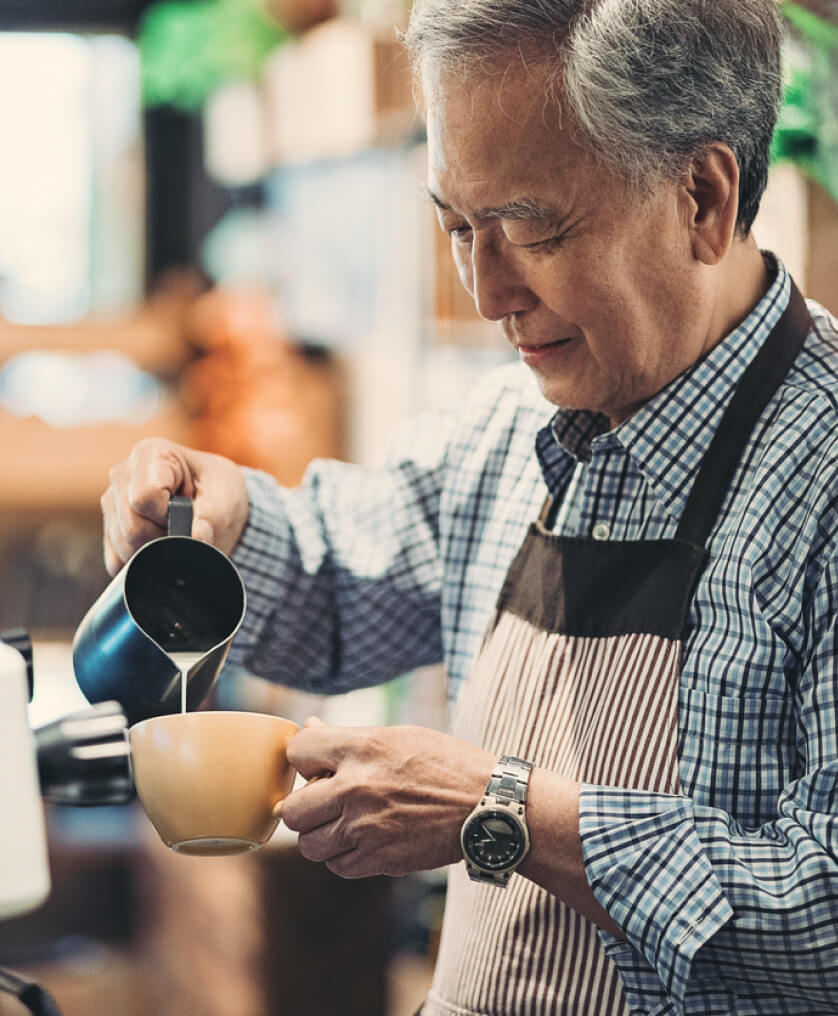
<box><xmin>538</xmin><ymin>495</ymin><xmax>558</xmax><ymax>530</ymax></box>
<box><xmin>675</xmin><ymin>279</ymin><xmax>812</xmax><ymax>546</ymax></box>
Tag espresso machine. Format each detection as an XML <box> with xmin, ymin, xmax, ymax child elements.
<box><xmin>0</xmin><ymin>629</ymin><xmax>133</xmax><ymax>1016</ymax></box>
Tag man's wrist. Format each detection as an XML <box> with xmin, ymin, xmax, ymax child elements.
<box><xmin>519</xmin><ymin>769</ymin><xmax>623</xmax><ymax>937</ymax></box>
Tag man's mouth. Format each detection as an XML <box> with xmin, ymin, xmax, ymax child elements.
<box><xmin>517</xmin><ymin>337</ymin><xmax>574</xmax><ymax>354</ymax></box>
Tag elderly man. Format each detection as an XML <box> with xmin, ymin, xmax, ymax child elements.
<box><xmin>102</xmin><ymin>1</ymin><xmax>838</xmax><ymax>1013</ymax></box>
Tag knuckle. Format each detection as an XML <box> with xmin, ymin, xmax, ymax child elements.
<box><xmin>133</xmin><ymin>436</ymin><xmax>165</xmax><ymax>457</ymax></box>
<box><xmin>351</xmin><ymin>729</ymin><xmax>381</xmax><ymax>761</ymax></box>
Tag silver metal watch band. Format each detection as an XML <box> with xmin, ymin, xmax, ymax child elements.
<box><xmin>486</xmin><ymin>755</ymin><xmax>533</xmax><ymax>804</ymax></box>
<box><xmin>462</xmin><ymin>755</ymin><xmax>534</xmax><ymax>886</ymax></box>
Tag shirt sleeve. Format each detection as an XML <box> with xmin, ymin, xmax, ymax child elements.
<box><xmin>578</xmin><ymin>551</ymin><xmax>838</xmax><ymax>1012</ymax></box>
<box><xmin>224</xmin><ymin>404</ymin><xmax>457</xmax><ymax>693</ymax></box>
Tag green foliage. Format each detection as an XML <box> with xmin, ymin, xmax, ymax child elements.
<box><xmin>782</xmin><ymin>2</ymin><xmax>838</xmax><ymax>49</ymax></box>
<box><xmin>139</xmin><ymin>0</ymin><xmax>288</xmax><ymax>111</ymax></box>
<box><xmin>774</xmin><ymin>3</ymin><xmax>838</xmax><ymax>201</ymax></box>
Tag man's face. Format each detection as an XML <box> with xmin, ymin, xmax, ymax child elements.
<box><xmin>425</xmin><ymin>60</ymin><xmax>711</xmax><ymax>426</ymax></box>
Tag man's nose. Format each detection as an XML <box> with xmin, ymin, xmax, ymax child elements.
<box><xmin>470</xmin><ymin>236</ymin><xmax>535</xmax><ymax>322</ymax></box>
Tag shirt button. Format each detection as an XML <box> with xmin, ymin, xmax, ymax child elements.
<box><xmin>592</xmin><ymin>522</ymin><xmax>611</xmax><ymax>541</ymax></box>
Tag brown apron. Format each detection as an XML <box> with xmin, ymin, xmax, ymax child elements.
<box><xmin>420</xmin><ymin>281</ymin><xmax>811</xmax><ymax>1016</ymax></box>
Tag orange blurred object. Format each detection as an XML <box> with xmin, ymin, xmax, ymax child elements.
<box><xmin>264</xmin><ymin>0</ymin><xmax>339</xmax><ymax>34</ymax></box>
<box><xmin>183</xmin><ymin>286</ymin><xmax>345</xmax><ymax>487</ymax></box>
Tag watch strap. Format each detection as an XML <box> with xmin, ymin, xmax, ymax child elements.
<box><xmin>462</xmin><ymin>755</ymin><xmax>533</xmax><ymax>887</ymax></box>
<box><xmin>485</xmin><ymin>755</ymin><xmax>533</xmax><ymax>805</ymax></box>
<box><xmin>465</xmin><ymin>859</ymin><xmax>517</xmax><ymax>886</ymax></box>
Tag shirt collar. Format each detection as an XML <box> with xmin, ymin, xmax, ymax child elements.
<box><xmin>537</xmin><ymin>254</ymin><xmax>792</xmax><ymax>520</ymax></box>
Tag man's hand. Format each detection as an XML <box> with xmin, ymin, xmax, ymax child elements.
<box><xmin>282</xmin><ymin>719</ymin><xmax>624</xmax><ymax>935</ymax></box>
<box><xmin>281</xmin><ymin>720</ymin><xmax>495</xmax><ymax>879</ymax></box>
<box><xmin>100</xmin><ymin>438</ymin><xmax>250</xmax><ymax>575</ymax></box>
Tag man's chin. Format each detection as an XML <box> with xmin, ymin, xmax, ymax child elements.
<box><xmin>526</xmin><ymin>370</ymin><xmax>589</xmax><ymax>412</ymax></box>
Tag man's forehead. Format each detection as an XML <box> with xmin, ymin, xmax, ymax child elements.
<box><xmin>423</xmin><ymin>71</ymin><xmax>585</xmax><ymax>225</ymax></box>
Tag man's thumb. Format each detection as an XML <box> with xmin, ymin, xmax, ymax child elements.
<box><xmin>191</xmin><ymin>516</ymin><xmax>215</xmax><ymax>545</ymax></box>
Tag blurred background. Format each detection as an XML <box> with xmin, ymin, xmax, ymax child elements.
<box><xmin>0</xmin><ymin>1</ymin><xmax>835</xmax><ymax>1013</ymax></box>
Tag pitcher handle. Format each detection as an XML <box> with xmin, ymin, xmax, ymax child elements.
<box><xmin>0</xmin><ymin>967</ymin><xmax>63</xmax><ymax>1015</ymax></box>
<box><xmin>168</xmin><ymin>496</ymin><xmax>193</xmax><ymax>538</ymax></box>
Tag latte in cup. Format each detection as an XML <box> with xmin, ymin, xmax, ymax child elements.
<box><xmin>129</xmin><ymin>711</ymin><xmax>299</xmax><ymax>856</ymax></box>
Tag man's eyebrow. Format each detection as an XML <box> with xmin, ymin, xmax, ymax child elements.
<box><xmin>424</xmin><ymin>188</ymin><xmax>571</xmax><ymax>228</ymax></box>
<box><xmin>425</xmin><ymin>188</ymin><xmax>451</xmax><ymax>211</ymax></box>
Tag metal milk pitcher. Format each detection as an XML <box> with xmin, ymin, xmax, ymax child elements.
<box><xmin>73</xmin><ymin>497</ymin><xmax>246</xmax><ymax>725</ymax></box>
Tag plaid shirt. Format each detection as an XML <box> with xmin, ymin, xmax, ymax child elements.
<box><xmin>229</xmin><ymin>258</ymin><xmax>838</xmax><ymax>1014</ymax></box>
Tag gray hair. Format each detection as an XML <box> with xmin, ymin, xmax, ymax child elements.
<box><xmin>404</xmin><ymin>0</ymin><xmax>785</xmax><ymax>233</ymax></box>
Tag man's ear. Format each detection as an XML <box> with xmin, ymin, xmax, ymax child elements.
<box><xmin>679</xmin><ymin>143</ymin><xmax>740</xmax><ymax>266</ymax></box>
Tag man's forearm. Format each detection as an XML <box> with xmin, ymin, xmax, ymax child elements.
<box><xmin>520</xmin><ymin>769</ymin><xmax>624</xmax><ymax>938</ymax></box>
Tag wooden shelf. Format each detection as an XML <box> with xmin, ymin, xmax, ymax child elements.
<box><xmin>0</xmin><ymin>404</ymin><xmax>191</xmax><ymax>514</ymax></box>
<box><xmin>0</xmin><ymin>313</ymin><xmax>190</xmax><ymax>376</ymax></box>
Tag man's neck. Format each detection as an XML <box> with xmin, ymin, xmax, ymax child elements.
<box><xmin>707</xmin><ymin>236</ymin><xmax>772</xmax><ymax>349</ymax></box>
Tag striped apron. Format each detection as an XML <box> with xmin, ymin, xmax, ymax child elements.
<box><xmin>421</xmin><ymin>279</ymin><xmax>811</xmax><ymax>1016</ymax></box>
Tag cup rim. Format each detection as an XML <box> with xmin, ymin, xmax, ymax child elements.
<box><xmin>129</xmin><ymin>710</ymin><xmax>300</xmax><ymax>734</ymax></box>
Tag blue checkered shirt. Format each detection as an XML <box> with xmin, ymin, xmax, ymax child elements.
<box><xmin>228</xmin><ymin>258</ymin><xmax>838</xmax><ymax>1014</ymax></box>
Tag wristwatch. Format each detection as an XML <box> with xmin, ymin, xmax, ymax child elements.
<box><xmin>461</xmin><ymin>755</ymin><xmax>533</xmax><ymax>887</ymax></box>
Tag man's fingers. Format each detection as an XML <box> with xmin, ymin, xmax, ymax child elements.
<box><xmin>100</xmin><ymin>445</ymin><xmax>179</xmax><ymax>573</ymax></box>
<box><xmin>101</xmin><ymin>488</ymin><xmax>126</xmax><ymax>575</ymax></box>
<box><xmin>297</xmin><ymin>821</ymin><xmax>356</xmax><ymax>864</ymax></box>
<box><xmin>99</xmin><ymin>438</ymin><xmax>249</xmax><ymax>575</ymax></box>
<box><xmin>286</xmin><ymin>723</ymin><xmax>351</xmax><ymax>777</ymax></box>
<box><xmin>103</xmin><ymin>533</ymin><xmax>123</xmax><ymax>578</ymax></box>
<box><xmin>191</xmin><ymin>516</ymin><xmax>215</xmax><ymax>544</ymax></box>
<box><xmin>295</xmin><ymin>830</ymin><xmax>360</xmax><ymax>875</ymax></box>
<box><xmin>279</xmin><ymin>773</ymin><xmax>342</xmax><ymax>833</ymax></box>
<box><xmin>100</xmin><ymin>440</ymin><xmax>201</xmax><ymax>574</ymax></box>
<box><xmin>326</xmin><ymin>849</ymin><xmax>367</xmax><ymax>880</ymax></box>
<box><xmin>101</xmin><ymin>485</ymin><xmax>160</xmax><ymax>575</ymax></box>
<box><xmin>124</xmin><ymin>443</ymin><xmax>192</xmax><ymax>531</ymax></box>
<box><xmin>131</xmin><ymin>438</ymin><xmax>192</xmax><ymax>499</ymax></box>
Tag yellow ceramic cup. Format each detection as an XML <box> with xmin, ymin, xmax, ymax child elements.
<box><xmin>129</xmin><ymin>711</ymin><xmax>299</xmax><ymax>856</ymax></box>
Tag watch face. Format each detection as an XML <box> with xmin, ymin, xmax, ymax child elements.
<box><xmin>463</xmin><ymin>809</ymin><xmax>526</xmax><ymax>871</ymax></box>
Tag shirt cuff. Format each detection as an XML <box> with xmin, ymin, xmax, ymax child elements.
<box><xmin>579</xmin><ymin>784</ymin><xmax>734</xmax><ymax>1005</ymax></box>
<box><xmin>226</xmin><ymin>468</ymin><xmax>292</xmax><ymax>667</ymax></box>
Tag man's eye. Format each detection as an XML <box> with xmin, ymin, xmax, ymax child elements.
<box><xmin>518</xmin><ymin>234</ymin><xmax>566</xmax><ymax>255</ymax></box>
<box><xmin>447</xmin><ymin>224</ymin><xmax>473</xmax><ymax>243</ymax></box>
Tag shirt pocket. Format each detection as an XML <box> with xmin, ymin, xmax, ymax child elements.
<box><xmin>677</xmin><ymin>685</ymin><xmax>796</xmax><ymax>825</ymax></box>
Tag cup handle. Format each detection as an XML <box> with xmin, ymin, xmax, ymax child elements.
<box><xmin>305</xmin><ymin>772</ymin><xmax>331</xmax><ymax>786</ymax></box>
<box><xmin>273</xmin><ymin>772</ymin><xmax>330</xmax><ymax>819</ymax></box>
<box><xmin>168</xmin><ymin>496</ymin><xmax>193</xmax><ymax>538</ymax></box>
